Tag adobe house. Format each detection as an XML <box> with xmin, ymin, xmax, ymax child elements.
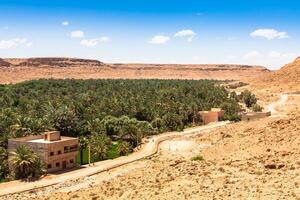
<box><xmin>8</xmin><ymin>131</ymin><xmax>79</xmax><ymax>173</ymax></box>
<box><xmin>199</xmin><ymin>108</ymin><xmax>225</xmax><ymax>124</ymax></box>
<box><xmin>242</xmin><ymin>111</ymin><xmax>271</xmax><ymax>121</ymax></box>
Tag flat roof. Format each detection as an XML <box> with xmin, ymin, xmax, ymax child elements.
<box><xmin>27</xmin><ymin>136</ymin><xmax>77</xmax><ymax>144</ymax></box>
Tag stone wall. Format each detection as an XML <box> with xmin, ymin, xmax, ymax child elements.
<box><xmin>242</xmin><ymin>112</ymin><xmax>271</xmax><ymax>121</ymax></box>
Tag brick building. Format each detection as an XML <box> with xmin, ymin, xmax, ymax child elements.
<box><xmin>199</xmin><ymin>108</ymin><xmax>225</xmax><ymax>124</ymax></box>
<box><xmin>8</xmin><ymin>131</ymin><xmax>79</xmax><ymax>173</ymax></box>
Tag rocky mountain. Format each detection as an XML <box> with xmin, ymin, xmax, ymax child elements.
<box><xmin>4</xmin><ymin>57</ymin><xmax>106</xmax><ymax>68</ymax></box>
<box><xmin>253</xmin><ymin>57</ymin><xmax>300</xmax><ymax>92</ymax></box>
<box><xmin>0</xmin><ymin>58</ymin><xmax>11</xmax><ymax>67</ymax></box>
<box><xmin>0</xmin><ymin>57</ymin><xmax>270</xmax><ymax>84</ymax></box>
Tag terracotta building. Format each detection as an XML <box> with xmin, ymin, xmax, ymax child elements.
<box><xmin>8</xmin><ymin>131</ymin><xmax>79</xmax><ymax>173</ymax></box>
<box><xmin>199</xmin><ymin>108</ymin><xmax>225</xmax><ymax>124</ymax></box>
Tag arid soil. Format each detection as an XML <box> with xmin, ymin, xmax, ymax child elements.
<box><xmin>5</xmin><ymin>94</ymin><xmax>300</xmax><ymax>200</ymax></box>
<box><xmin>1</xmin><ymin>57</ymin><xmax>299</xmax><ymax>199</ymax></box>
<box><xmin>251</xmin><ymin>57</ymin><xmax>300</xmax><ymax>92</ymax></box>
<box><xmin>0</xmin><ymin>57</ymin><xmax>269</xmax><ymax>84</ymax></box>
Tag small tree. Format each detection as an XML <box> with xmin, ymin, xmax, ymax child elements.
<box><xmin>252</xmin><ymin>104</ymin><xmax>263</xmax><ymax>112</ymax></box>
<box><xmin>242</xmin><ymin>90</ymin><xmax>257</xmax><ymax>108</ymax></box>
<box><xmin>10</xmin><ymin>145</ymin><xmax>45</xmax><ymax>180</ymax></box>
<box><xmin>117</xmin><ymin>141</ymin><xmax>132</xmax><ymax>156</ymax></box>
<box><xmin>89</xmin><ymin>134</ymin><xmax>111</xmax><ymax>161</ymax></box>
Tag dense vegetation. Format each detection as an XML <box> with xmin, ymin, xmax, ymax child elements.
<box><xmin>0</xmin><ymin>79</ymin><xmax>241</xmax><ymax>181</ymax></box>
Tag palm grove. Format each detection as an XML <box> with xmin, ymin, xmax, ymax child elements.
<box><xmin>0</xmin><ymin>79</ymin><xmax>247</xmax><ymax>181</ymax></box>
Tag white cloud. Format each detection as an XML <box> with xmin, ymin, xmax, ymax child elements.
<box><xmin>70</xmin><ymin>30</ymin><xmax>84</xmax><ymax>38</ymax></box>
<box><xmin>62</xmin><ymin>21</ymin><xmax>69</xmax><ymax>26</ymax></box>
<box><xmin>149</xmin><ymin>35</ymin><xmax>170</xmax><ymax>44</ymax></box>
<box><xmin>250</xmin><ymin>29</ymin><xmax>288</xmax><ymax>40</ymax></box>
<box><xmin>80</xmin><ymin>36</ymin><xmax>111</xmax><ymax>47</ymax></box>
<box><xmin>174</xmin><ymin>29</ymin><xmax>196</xmax><ymax>42</ymax></box>
<box><xmin>0</xmin><ymin>38</ymin><xmax>31</xmax><ymax>49</ymax></box>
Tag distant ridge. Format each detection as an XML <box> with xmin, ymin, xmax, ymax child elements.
<box><xmin>0</xmin><ymin>58</ymin><xmax>11</xmax><ymax>67</ymax></box>
<box><xmin>0</xmin><ymin>57</ymin><xmax>270</xmax><ymax>84</ymax></box>
<box><xmin>4</xmin><ymin>57</ymin><xmax>106</xmax><ymax>68</ymax></box>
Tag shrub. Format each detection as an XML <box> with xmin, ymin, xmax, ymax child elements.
<box><xmin>241</xmin><ymin>90</ymin><xmax>257</xmax><ymax>108</ymax></box>
<box><xmin>191</xmin><ymin>155</ymin><xmax>204</xmax><ymax>161</ymax></box>
<box><xmin>252</xmin><ymin>104</ymin><xmax>263</xmax><ymax>112</ymax></box>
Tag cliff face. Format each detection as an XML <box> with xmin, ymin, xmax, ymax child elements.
<box><xmin>0</xmin><ymin>58</ymin><xmax>11</xmax><ymax>67</ymax></box>
<box><xmin>0</xmin><ymin>57</ymin><xmax>270</xmax><ymax>84</ymax></box>
<box><xmin>4</xmin><ymin>57</ymin><xmax>106</xmax><ymax>68</ymax></box>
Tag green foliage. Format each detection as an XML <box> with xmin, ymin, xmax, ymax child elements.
<box><xmin>0</xmin><ymin>79</ymin><xmax>240</xmax><ymax>170</ymax></box>
<box><xmin>252</xmin><ymin>104</ymin><xmax>263</xmax><ymax>112</ymax></box>
<box><xmin>117</xmin><ymin>141</ymin><xmax>132</xmax><ymax>156</ymax></box>
<box><xmin>241</xmin><ymin>90</ymin><xmax>257</xmax><ymax>108</ymax></box>
<box><xmin>89</xmin><ymin>134</ymin><xmax>112</xmax><ymax>161</ymax></box>
<box><xmin>0</xmin><ymin>146</ymin><xmax>8</xmax><ymax>181</ymax></box>
<box><xmin>191</xmin><ymin>155</ymin><xmax>204</xmax><ymax>161</ymax></box>
<box><xmin>221</xmin><ymin>100</ymin><xmax>242</xmax><ymax>121</ymax></box>
<box><xmin>9</xmin><ymin>145</ymin><xmax>45</xmax><ymax>180</ymax></box>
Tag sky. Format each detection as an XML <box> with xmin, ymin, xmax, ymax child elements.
<box><xmin>0</xmin><ymin>0</ymin><xmax>300</xmax><ymax>69</ymax></box>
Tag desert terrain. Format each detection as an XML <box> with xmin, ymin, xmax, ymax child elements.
<box><xmin>4</xmin><ymin>93</ymin><xmax>300</xmax><ymax>200</ymax></box>
<box><xmin>0</xmin><ymin>57</ymin><xmax>299</xmax><ymax>200</ymax></box>
<box><xmin>0</xmin><ymin>57</ymin><xmax>269</xmax><ymax>84</ymax></box>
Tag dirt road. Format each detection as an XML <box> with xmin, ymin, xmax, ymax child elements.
<box><xmin>0</xmin><ymin>121</ymin><xmax>229</xmax><ymax>198</ymax></box>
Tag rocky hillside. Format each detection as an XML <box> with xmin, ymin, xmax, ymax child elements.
<box><xmin>0</xmin><ymin>57</ymin><xmax>269</xmax><ymax>84</ymax></box>
<box><xmin>0</xmin><ymin>58</ymin><xmax>11</xmax><ymax>67</ymax></box>
<box><xmin>4</xmin><ymin>57</ymin><xmax>106</xmax><ymax>68</ymax></box>
<box><xmin>253</xmin><ymin>57</ymin><xmax>300</xmax><ymax>92</ymax></box>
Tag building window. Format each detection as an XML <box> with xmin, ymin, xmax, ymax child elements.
<box><xmin>56</xmin><ymin>162</ymin><xmax>60</xmax><ymax>167</ymax></box>
<box><xmin>50</xmin><ymin>152</ymin><xmax>54</xmax><ymax>156</ymax></box>
<box><xmin>58</xmin><ymin>150</ymin><xmax>61</xmax><ymax>155</ymax></box>
<box><xmin>64</xmin><ymin>145</ymin><xmax>78</xmax><ymax>153</ymax></box>
<box><xmin>70</xmin><ymin>159</ymin><xmax>74</xmax><ymax>164</ymax></box>
<box><xmin>47</xmin><ymin>164</ymin><xmax>52</xmax><ymax>169</ymax></box>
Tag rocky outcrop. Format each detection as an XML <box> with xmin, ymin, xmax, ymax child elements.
<box><xmin>0</xmin><ymin>58</ymin><xmax>11</xmax><ymax>67</ymax></box>
<box><xmin>15</xmin><ymin>57</ymin><xmax>106</xmax><ymax>68</ymax></box>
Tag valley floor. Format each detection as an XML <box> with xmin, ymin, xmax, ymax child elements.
<box><xmin>3</xmin><ymin>94</ymin><xmax>300</xmax><ymax>200</ymax></box>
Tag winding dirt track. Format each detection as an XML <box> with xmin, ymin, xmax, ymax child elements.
<box><xmin>0</xmin><ymin>122</ymin><xmax>229</xmax><ymax>197</ymax></box>
<box><xmin>0</xmin><ymin>93</ymin><xmax>290</xmax><ymax>198</ymax></box>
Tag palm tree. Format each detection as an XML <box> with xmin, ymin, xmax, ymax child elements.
<box><xmin>0</xmin><ymin>147</ymin><xmax>8</xmax><ymax>181</ymax></box>
<box><xmin>89</xmin><ymin>134</ymin><xmax>111</xmax><ymax>161</ymax></box>
<box><xmin>117</xmin><ymin>141</ymin><xmax>132</xmax><ymax>156</ymax></box>
<box><xmin>10</xmin><ymin>144</ymin><xmax>45</xmax><ymax>179</ymax></box>
<box><xmin>0</xmin><ymin>146</ymin><xmax>6</xmax><ymax>162</ymax></box>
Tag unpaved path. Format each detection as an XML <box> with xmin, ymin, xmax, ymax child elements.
<box><xmin>0</xmin><ymin>121</ymin><xmax>229</xmax><ymax>197</ymax></box>
<box><xmin>0</xmin><ymin>93</ymin><xmax>290</xmax><ymax>198</ymax></box>
<box><xmin>267</xmin><ymin>94</ymin><xmax>288</xmax><ymax>116</ymax></box>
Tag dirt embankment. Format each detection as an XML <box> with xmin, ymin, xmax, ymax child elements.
<box><xmin>0</xmin><ymin>57</ymin><xmax>269</xmax><ymax>84</ymax></box>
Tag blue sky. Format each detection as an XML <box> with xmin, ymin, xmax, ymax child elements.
<box><xmin>0</xmin><ymin>0</ymin><xmax>300</xmax><ymax>69</ymax></box>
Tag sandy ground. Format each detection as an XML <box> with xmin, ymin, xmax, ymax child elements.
<box><xmin>3</xmin><ymin>93</ymin><xmax>299</xmax><ymax>200</ymax></box>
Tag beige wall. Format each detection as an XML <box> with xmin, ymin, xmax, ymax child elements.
<box><xmin>8</xmin><ymin>137</ymin><xmax>79</xmax><ymax>173</ymax></box>
<box><xmin>242</xmin><ymin>112</ymin><xmax>271</xmax><ymax>121</ymax></box>
<box><xmin>200</xmin><ymin>112</ymin><xmax>219</xmax><ymax>124</ymax></box>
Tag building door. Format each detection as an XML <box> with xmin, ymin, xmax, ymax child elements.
<box><xmin>62</xmin><ymin>161</ymin><xmax>67</xmax><ymax>169</ymax></box>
